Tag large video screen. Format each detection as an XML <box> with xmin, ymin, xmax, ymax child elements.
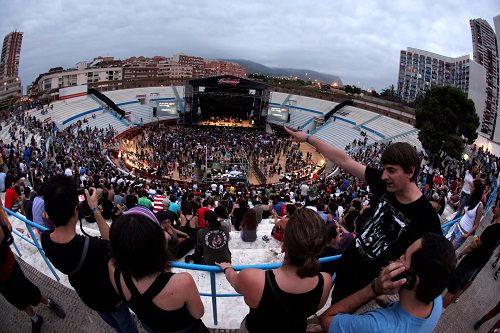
<box><xmin>267</xmin><ymin>106</ymin><xmax>289</xmax><ymax>123</ymax></box>
<box><xmin>157</xmin><ymin>101</ymin><xmax>177</xmax><ymax>116</ymax></box>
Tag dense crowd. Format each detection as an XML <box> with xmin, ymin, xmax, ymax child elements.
<box><xmin>0</xmin><ymin>104</ymin><xmax>499</xmax><ymax>333</ymax></box>
<box><xmin>117</xmin><ymin>126</ymin><xmax>317</xmax><ymax>182</ymax></box>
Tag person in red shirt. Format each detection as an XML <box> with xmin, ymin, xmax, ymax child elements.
<box><xmin>4</xmin><ymin>177</ymin><xmax>19</xmax><ymax>211</ymax></box>
<box><xmin>433</xmin><ymin>173</ymin><xmax>443</xmax><ymax>187</ymax></box>
<box><xmin>197</xmin><ymin>199</ymin><xmax>211</xmax><ymax>229</ymax></box>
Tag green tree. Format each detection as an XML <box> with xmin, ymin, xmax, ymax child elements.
<box><xmin>344</xmin><ymin>85</ymin><xmax>362</xmax><ymax>94</ymax></box>
<box><xmin>415</xmin><ymin>86</ymin><xmax>479</xmax><ymax>162</ymax></box>
<box><xmin>379</xmin><ymin>84</ymin><xmax>399</xmax><ymax>102</ymax></box>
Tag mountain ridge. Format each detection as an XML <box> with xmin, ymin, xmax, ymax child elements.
<box><xmin>220</xmin><ymin>59</ymin><xmax>343</xmax><ymax>85</ymax></box>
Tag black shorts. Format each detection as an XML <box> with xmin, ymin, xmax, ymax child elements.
<box><xmin>448</xmin><ymin>257</ymin><xmax>480</xmax><ymax>293</ymax></box>
<box><xmin>0</xmin><ymin>260</ymin><xmax>41</xmax><ymax>310</ymax></box>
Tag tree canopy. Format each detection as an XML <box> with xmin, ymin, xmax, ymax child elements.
<box><xmin>415</xmin><ymin>86</ymin><xmax>479</xmax><ymax>161</ymax></box>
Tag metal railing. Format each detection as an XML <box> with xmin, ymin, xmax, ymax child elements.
<box><xmin>4</xmin><ymin>184</ymin><xmax>497</xmax><ymax>326</ymax></box>
<box><xmin>3</xmin><ymin>207</ymin><xmax>60</xmax><ymax>281</ymax></box>
<box><xmin>169</xmin><ymin>255</ymin><xmax>342</xmax><ymax>325</ymax></box>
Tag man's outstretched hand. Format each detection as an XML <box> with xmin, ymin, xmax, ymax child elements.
<box><xmin>284</xmin><ymin>126</ymin><xmax>307</xmax><ymax>142</ymax></box>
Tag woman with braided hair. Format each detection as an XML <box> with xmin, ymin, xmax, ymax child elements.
<box><xmin>216</xmin><ymin>208</ymin><xmax>332</xmax><ymax>333</ymax></box>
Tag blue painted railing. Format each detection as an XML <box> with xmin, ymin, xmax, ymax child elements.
<box><xmin>170</xmin><ymin>256</ymin><xmax>342</xmax><ymax>325</ymax></box>
<box><xmin>3</xmin><ymin>207</ymin><xmax>60</xmax><ymax>281</ymax></box>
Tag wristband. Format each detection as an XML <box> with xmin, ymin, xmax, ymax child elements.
<box><xmin>306</xmin><ymin>134</ymin><xmax>311</xmax><ymax>143</ymax></box>
<box><xmin>223</xmin><ymin>266</ymin><xmax>234</xmax><ymax>274</ymax></box>
<box><xmin>91</xmin><ymin>207</ymin><xmax>98</xmax><ymax>214</ymax></box>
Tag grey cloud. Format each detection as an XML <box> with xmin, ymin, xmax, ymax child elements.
<box><xmin>0</xmin><ymin>0</ymin><xmax>499</xmax><ymax>91</ymax></box>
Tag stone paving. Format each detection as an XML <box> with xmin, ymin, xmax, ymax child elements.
<box><xmin>1</xmin><ymin>214</ymin><xmax>499</xmax><ymax>332</ymax></box>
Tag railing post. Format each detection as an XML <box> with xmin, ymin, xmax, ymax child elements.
<box><xmin>12</xmin><ymin>240</ymin><xmax>22</xmax><ymax>257</ymax></box>
<box><xmin>3</xmin><ymin>207</ymin><xmax>60</xmax><ymax>281</ymax></box>
<box><xmin>210</xmin><ymin>271</ymin><xmax>218</xmax><ymax>326</ymax></box>
<box><xmin>24</xmin><ymin>223</ymin><xmax>60</xmax><ymax>281</ymax></box>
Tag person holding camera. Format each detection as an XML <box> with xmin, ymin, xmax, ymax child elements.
<box><xmin>41</xmin><ymin>175</ymin><xmax>138</xmax><ymax>333</ymax></box>
<box><xmin>320</xmin><ymin>233</ymin><xmax>456</xmax><ymax>333</ymax></box>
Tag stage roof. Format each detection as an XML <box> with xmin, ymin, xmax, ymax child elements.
<box><xmin>187</xmin><ymin>75</ymin><xmax>270</xmax><ymax>90</ymax></box>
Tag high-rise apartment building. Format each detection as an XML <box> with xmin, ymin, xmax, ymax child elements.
<box><xmin>397</xmin><ymin>47</ymin><xmax>487</xmax><ymax>134</ymax></box>
<box><xmin>0</xmin><ymin>31</ymin><xmax>23</xmax><ymax>79</ymax></box>
<box><xmin>397</xmin><ymin>47</ymin><xmax>480</xmax><ymax>101</ymax></box>
<box><xmin>471</xmin><ymin>18</ymin><xmax>500</xmax><ymax>141</ymax></box>
<box><xmin>0</xmin><ymin>31</ymin><xmax>23</xmax><ymax>100</ymax></box>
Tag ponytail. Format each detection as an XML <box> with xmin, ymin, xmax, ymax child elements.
<box><xmin>296</xmin><ymin>255</ymin><xmax>320</xmax><ymax>279</ymax></box>
<box><xmin>283</xmin><ymin>208</ymin><xmax>327</xmax><ymax>278</ymax></box>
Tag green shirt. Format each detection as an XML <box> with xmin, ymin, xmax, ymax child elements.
<box><xmin>138</xmin><ymin>197</ymin><xmax>153</xmax><ymax>209</ymax></box>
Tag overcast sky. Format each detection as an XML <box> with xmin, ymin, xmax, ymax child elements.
<box><xmin>1</xmin><ymin>0</ymin><xmax>499</xmax><ymax>91</ymax></box>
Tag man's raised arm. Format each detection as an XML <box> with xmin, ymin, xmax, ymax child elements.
<box><xmin>284</xmin><ymin>126</ymin><xmax>366</xmax><ymax>180</ymax></box>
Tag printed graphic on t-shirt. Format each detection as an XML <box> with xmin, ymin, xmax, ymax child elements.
<box><xmin>205</xmin><ymin>230</ymin><xmax>228</xmax><ymax>249</ymax></box>
<box><xmin>356</xmin><ymin>194</ymin><xmax>411</xmax><ymax>261</ymax></box>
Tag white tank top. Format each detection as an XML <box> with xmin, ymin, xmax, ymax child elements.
<box><xmin>459</xmin><ymin>202</ymin><xmax>481</xmax><ymax>232</ymax></box>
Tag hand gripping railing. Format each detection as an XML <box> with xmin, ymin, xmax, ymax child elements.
<box><xmin>2</xmin><ymin>207</ymin><xmax>60</xmax><ymax>281</ymax></box>
<box><xmin>170</xmin><ymin>255</ymin><xmax>342</xmax><ymax>326</ymax></box>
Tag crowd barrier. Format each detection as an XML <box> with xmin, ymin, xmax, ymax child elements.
<box><xmin>3</xmin><ymin>184</ymin><xmax>497</xmax><ymax>325</ymax></box>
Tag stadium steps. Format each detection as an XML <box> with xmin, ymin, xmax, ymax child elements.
<box><xmin>281</xmin><ymin>94</ymin><xmax>293</xmax><ymax>106</ymax></box>
<box><xmin>354</xmin><ymin>114</ymin><xmax>382</xmax><ymax>129</ymax></box>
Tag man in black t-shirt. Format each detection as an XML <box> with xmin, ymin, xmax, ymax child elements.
<box><xmin>40</xmin><ymin>175</ymin><xmax>138</xmax><ymax>333</ymax></box>
<box><xmin>443</xmin><ymin>201</ymin><xmax>500</xmax><ymax>308</ymax></box>
<box><xmin>285</xmin><ymin>127</ymin><xmax>442</xmax><ymax>303</ymax></box>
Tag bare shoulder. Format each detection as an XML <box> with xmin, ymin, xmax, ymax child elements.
<box><xmin>239</xmin><ymin>268</ymin><xmax>265</xmax><ymax>280</ymax></box>
<box><xmin>321</xmin><ymin>272</ymin><xmax>332</xmax><ymax>288</ymax></box>
<box><xmin>237</xmin><ymin>268</ymin><xmax>265</xmax><ymax>291</ymax></box>
<box><xmin>171</xmin><ymin>272</ymin><xmax>196</xmax><ymax>286</ymax></box>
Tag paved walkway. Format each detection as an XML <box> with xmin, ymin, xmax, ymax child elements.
<box><xmin>1</xmin><ymin>213</ymin><xmax>498</xmax><ymax>332</ymax></box>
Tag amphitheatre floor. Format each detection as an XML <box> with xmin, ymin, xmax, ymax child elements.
<box><xmin>1</xmin><ymin>207</ymin><xmax>499</xmax><ymax>332</ymax></box>
<box><xmin>124</xmin><ymin>127</ymin><xmax>323</xmax><ymax>186</ymax></box>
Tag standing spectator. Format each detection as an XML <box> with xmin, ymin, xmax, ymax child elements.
<box><xmin>23</xmin><ymin>187</ymin><xmax>34</xmax><ymax>222</ymax></box>
<box><xmin>216</xmin><ymin>208</ymin><xmax>332</xmax><ymax>333</ymax></box>
<box><xmin>1</xmin><ymin>197</ymin><xmax>66</xmax><ymax>333</ymax></box>
<box><xmin>32</xmin><ymin>183</ymin><xmax>51</xmax><ymax>229</ymax></box>
<box><xmin>41</xmin><ymin>175</ymin><xmax>138</xmax><ymax>333</ymax></box>
<box><xmin>137</xmin><ymin>189</ymin><xmax>153</xmax><ymax>210</ymax></box>
<box><xmin>196</xmin><ymin>199</ymin><xmax>210</xmax><ymax>229</ymax></box>
<box><xmin>124</xmin><ymin>194</ymin><xmax>138</xmax><ymax>210</ymax></box>
<box><xmin>167</xmin><ymin>194</ymin><xmax>181</xmax><ymax>216</ymax></box>
<box><xmin>443</xmin><ymin>200</ymin><xmax>500</xmax><ymax>307</ymax></box>
<box><xmin>0</xmin><ymin>169</ymin><xmax>6</xmax><ymax>192</ymax></box>
<box><xmin>455</xmin><ymin>165</ymin><xmax>476</xmax><ymax>220</ymax></box>
<box><xmin>152</xmin><ymin>190</ymin><xmax>166</xmax><ymax>214</ymax></box>
<box><xmin>241</xmin><ymin>209</ymin><xmax>258</xmax><ymax>242</ymax></box>
<box><xmin>98</xmin><ymin>189</ymin><xmax>114</xmax><ymax>220</ymax></box>
<box><xmin>231</xmin><ymin>198</ymin><xmax>248</xmax><ymax>231</ymax></box>
<box><xmin>108</xmin><ymin>207</ymin><xmax>204</xmax><ymax>332</ymax></box>
<box><xmin>64</xmin><ymin>163</ymin><xmax>73</xmax><ymax>177</ymax></box>
<box><xmin>285</xmin><ymin>128</ymin><xmax>441</xmax><ymax>304</ymax></box>
<box><xmin>4</xmin><ymin>176</ymin><xmax>19</xmax><ymax>211</ymax></box>
<box><xmin>448</xmin><ymin>179</ymin><xmax>484</xmax><ymax>249</ymax></box>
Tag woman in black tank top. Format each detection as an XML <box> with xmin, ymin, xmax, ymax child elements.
<box><xmin>216</xmin><ymin>208</ymin><xmax>333</xmax><ymax>333</ymax></box>
<box><xmin>108</xmin><ymin>206</ymin><xmax>205</xmax><ymax>333</ymax></box>
<box><xmin>179</xmin><ymin>202</ymin><xmax>198</xmax><ymax>237</ymax></box>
